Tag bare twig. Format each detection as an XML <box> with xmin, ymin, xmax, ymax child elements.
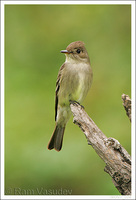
<box><xmin>122</xmin><ymin>94</ymin><xmax>131</xmax><ymax>122</ymax></box>
<box><xmin>70</xmin><ymin>99</ymin><xmax>131</xmax><ymax>195</ymax></box>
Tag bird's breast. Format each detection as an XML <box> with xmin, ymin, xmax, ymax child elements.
<box><xmin>59</xmin><ymin>62</ymin><xmax>92</xmax><ymax>105</ymax></box>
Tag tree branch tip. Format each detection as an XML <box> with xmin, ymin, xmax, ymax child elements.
<box><xmin>121</xmin><ymin>93</ymin><xmax>131</xmax><ymax>122</ymax></box>
<box><xmin>122</xmin><ymin>93</ymin><xmax>131</xmax><ymax>100</ymax></box>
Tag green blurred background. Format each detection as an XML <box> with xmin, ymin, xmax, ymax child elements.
<box><xmin>5</xmin><ymin>5</ymin><xmax>131</xmax><ymax>195</ymax></box>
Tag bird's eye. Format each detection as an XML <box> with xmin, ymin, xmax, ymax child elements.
<box><xmin>76</xmin><ymin>49</ymin><xmax>81</xmax><ymax>54</ymax></box>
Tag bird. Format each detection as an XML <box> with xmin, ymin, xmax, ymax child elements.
<box><xmin>47</xmin><ymin>41</ymin><xmax>93</xmax><ymax>151</ymax></box>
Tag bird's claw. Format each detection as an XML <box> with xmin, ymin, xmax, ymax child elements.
<box><xmin>69</xmin><ymin>100</ymin><xmax>84</xmax><ymax>109</ymax></box>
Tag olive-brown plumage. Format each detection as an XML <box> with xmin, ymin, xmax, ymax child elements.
<box><xmin>47</xmin><ymin>41</ymin><xmax>93</xmax><ymax>151</ymax></box>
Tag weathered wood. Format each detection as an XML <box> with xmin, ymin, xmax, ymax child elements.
<box><xmin>70</xmin><ymin>98</ymin><xmax>131</xmax><ymax>195</ymax></box>
<box><xmin>122</xmin><ymin>94</ymin><xmax>131</xmax><ymax>122</ymax></box>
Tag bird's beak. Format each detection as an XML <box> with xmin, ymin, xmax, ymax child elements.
<box><xmin>60</xmin><ymin>50</ymin><xmax>70</xmax><ymax>54</ymax></box>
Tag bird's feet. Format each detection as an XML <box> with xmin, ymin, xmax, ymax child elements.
<box><xmin>69</xmin><ymin>100</ymin><xmax>84</xmax><ymax>109</ymax></box>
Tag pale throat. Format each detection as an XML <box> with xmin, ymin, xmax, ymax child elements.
<box><xmin>65</xmin><ymin>54</ymin><xmax>87</xmax><ymax>64</ymax></box>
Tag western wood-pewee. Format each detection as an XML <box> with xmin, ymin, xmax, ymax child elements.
<box><xmin>47</xmin><ymin>41</ymin><xmax>93</xmax><ymax>151</ymax></box>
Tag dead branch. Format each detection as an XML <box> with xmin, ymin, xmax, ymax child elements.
<box><xmin>70</xmin><ymin>96</ymin><xmax>131</xmax><ymax>195</ymax></box>
<box><xmin>122</xmin><ymin>94</ymin><xmax>131</xmax><ymax>122</ymax></box>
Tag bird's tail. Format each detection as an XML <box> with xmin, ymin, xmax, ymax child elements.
<box><xmin>47</xmin><ymin>124</ymin><xmax>65</xmax><ymax>151</ymax></box>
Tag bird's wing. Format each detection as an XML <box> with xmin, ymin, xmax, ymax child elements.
<box><xmin>55</xmin><ymin>63</ymin><xmax>65</xmax><ymax>121</ymax></box>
